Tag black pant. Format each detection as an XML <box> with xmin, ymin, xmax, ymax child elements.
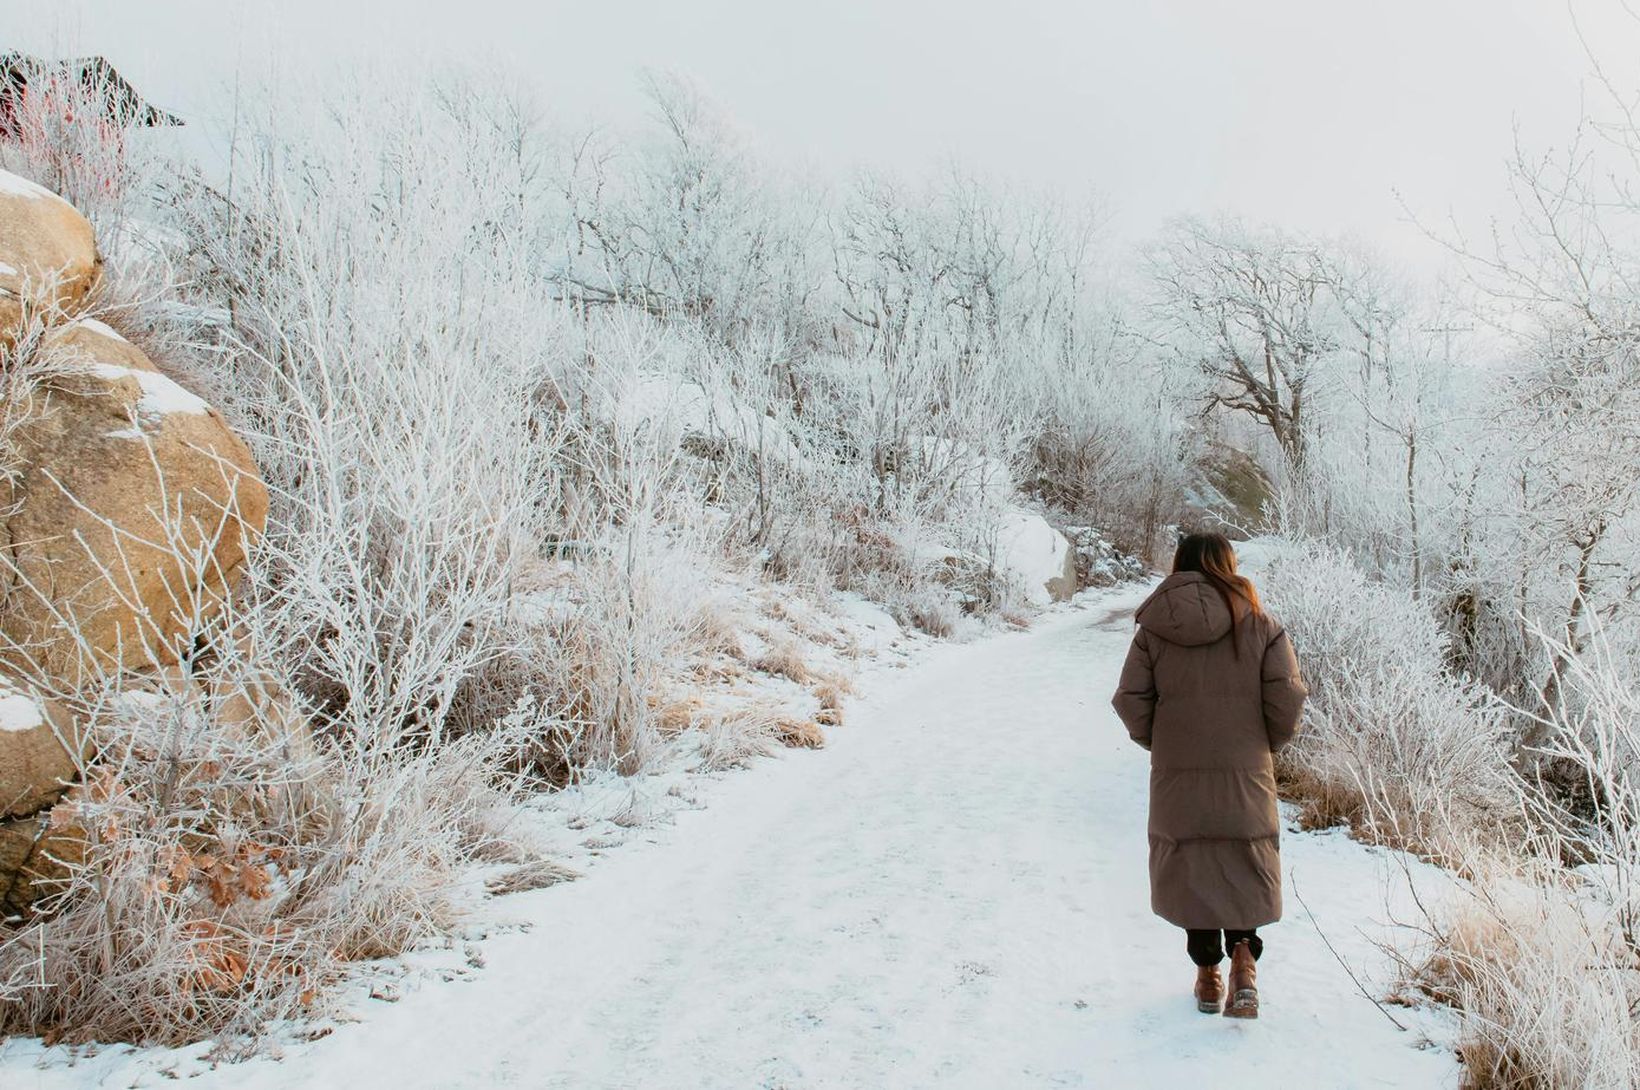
<box><xmin>1186</xmin><ymin>928</ymin><xmax>1263</xmax><ymax>967</ymax></box>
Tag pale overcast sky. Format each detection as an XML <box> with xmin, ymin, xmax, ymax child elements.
<box><xmin>7</xmin><ymin>0</ymin><xmax>1640</xmax><ymax>272</ymax></box>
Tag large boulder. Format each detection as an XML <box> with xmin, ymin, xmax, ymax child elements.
<box><xmin>0</xmin><ymin>168</ymin><xmax>101</xmax><ymax>344</ymax></box>
<box><xmin>996</xmin><ymin>507</ymin><xmax>1078</xmax><ymax>605</ymax></box>
<box><xmin>0</xmin><ymin>178</ymin><xmax>280</xmax><ymax>917</ymax></box>
<box><xmin>0</xmin><ymin>319</ymin><xmax>270</xmax><ymax>681</ymax></box>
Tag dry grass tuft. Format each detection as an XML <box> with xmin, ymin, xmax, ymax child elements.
<box><xmin>653</xmin><ymin>695</ymin><xmax>703</xmax><ymax>735</ymax></box>
<box><xmin>696</xmin><ymin>708</ymin><xmax>782</xmax><ymax>770</ymax></box>
<box><xmin>812</xmin><ymin>674</ymin><xmax>852</xmax><ymax>726</ymax></box>
<box><xmin>694</xmin><ymin>600</ymin><xmax>747</xmax><ymax>660</ymax></box>
<box><xmin>485</xmin><ymin>859</ymin><xmax>581</xmax><ymax>896</ymax></box>
<box><xmin>1001</xmin><ymin>608</ymin><xmax>1033</xmax><ymax>629</ymax></box>
<box><xmin>754</xmin><ymin>641</ymin><xmax>811</xmax><ymax>685</ymax></box>
<box><xmin>1402</xmin><ymin>868</ymin><xmax>1640</xmax><ymax>1090</ymax></box>
<box><xmin>773</xmin><ymin>717</ymin><xmax>826</xmax><ymax>749</ymax></box>
<box><xmin>1275</xmin><ymin>757</ymin><xmax>1367</xmax><ymax>833</ymax></box>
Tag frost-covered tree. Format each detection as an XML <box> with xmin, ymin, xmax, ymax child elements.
<box><xmin>1148</xmin><ymin>217</ymin><xmax>1348</xmax><ymax>470</ymax></box>
<box><xmin>1443</xmin><ymin>109</ymin><xmax>1640</xmax><ymax>714</ymax></box>
<box><xmin>558</xmin><ymin>72</ymin><xmax>815</xmax><ymax>341</ymax></box>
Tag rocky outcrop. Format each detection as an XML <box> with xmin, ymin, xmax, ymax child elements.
<box><xmin>0</xmin><ymin>678</ymin><xmax>85</xmax><ymax>918</ymax></box>
<box><xmin>0</xmin><ymin>172</ymin><xmax>277</xmax><ymax>915</ymax></box>
<box><xmin>1064</xmin><ymin>526</ymin><xmax>1150</xmax><ymax>587</ymax></box>
<box><xmin>1188</xmin><ymin>441</ymin><xmax>1274</xmax><ymax>538</ymax></box>
<box><xmin>1</xmin><ymin>53</ymin><xmax>185</xmax><ymax>135</ymax></box>
<box><xmin>0</xmin><ymin>168</ymin><xmax>101</xmax><ymax>345</ymax></box>
<box><xmin>0</xmin><ymin>319</ymin><xmax>269</xmax><ymax>682</ymax></box>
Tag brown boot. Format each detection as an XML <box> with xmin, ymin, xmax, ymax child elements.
<box><xmin>1224</xmin><ymin>939</ymin><xmax>1259</xmax><ymax>1019</ymax></box>
<box><xmin>1193</xmin><ymin>964</ymin><xmax>1224</xmax><ymax>1014</ymax></box>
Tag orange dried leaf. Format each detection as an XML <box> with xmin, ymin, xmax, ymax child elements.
<box><xmin>240</xmin><ymin>863</ymin><xmax>272</xmax><ymax>900</ymax></box>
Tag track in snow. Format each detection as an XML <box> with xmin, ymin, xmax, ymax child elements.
<box><xmin>6</xmin><ymin>585</ymin><xmax>1461</xmax><ymax>1089</ymax></box>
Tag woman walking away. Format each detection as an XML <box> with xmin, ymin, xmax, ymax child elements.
<box><xmin>1111</xmin><ymin>533</ymin><xmax>1306</xmax><ymax>1019</ymax></box>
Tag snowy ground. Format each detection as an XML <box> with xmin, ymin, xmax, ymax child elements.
<box><xmin>2</xmin><ymin>582</ymin><xmax>1461</xmax><ymax>1089</ymax></box>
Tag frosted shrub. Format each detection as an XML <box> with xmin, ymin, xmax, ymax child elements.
<box><xmin>1257</xmin><ymin>540</ymin><xmax>1517</xmax><ymax>857</ymax></box>
<box><xmin>0</xmin><ymin>61</ymin><xmax>165</xmax><ymax>234</ymax></box>
<box><xmin>160</xmin><ymin>79</ymin><xmax>573</xmax><ymax>757</ymax></box>
<box><xmin>0</xmin><ymin>629</ymin><xmax>528</xmax><ymax>1050</ymax></box>
<box><xmin>526</xmin><ymin>521</ymin><xmax>718</xmax><ymax>777</ymax></box>
<box><xmin>1028</xmin><ymin>361</ymin><xmax>1196</xmax><ymax>563</ymax></box>
<box><xmin>1411</xmin><ymin>853</ymin><xmax>1640</xmax><ymax>1090</ymax></box>
<box><xmin>1414</xmin><ymin>646</ymin><xmax>1640</xmax><ymax>1090</ymax></box>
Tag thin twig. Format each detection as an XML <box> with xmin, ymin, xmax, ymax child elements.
<box><xmin>1292</xmin><ymin>871</ymin><xmax>1410</xmax><ymax>1032</ymax></box>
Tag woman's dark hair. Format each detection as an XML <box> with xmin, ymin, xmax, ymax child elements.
<box><xmin>1172</xmin><ymin>532</ymin><xmax>1263</xmax><ymax>654</ymax></box>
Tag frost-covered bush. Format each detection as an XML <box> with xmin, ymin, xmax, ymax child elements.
<box><xmin>1250</xmin><ymin>545</ymin><xmax>1640</xmax><ymax>1089</ymax></box>
<box><xmin>0</xmin><ymin>624</ymin><xmax>529</xmax><ymax>1049</ymax></box>
<box><xmin>163</xmin><ymin>85</ymin><xmax>578</xmax><ymax>763</ymax></box>
<box><xmin>1409</xmin><ymin>645</ymin><xmax>1640</xmax><ymax>1090</ymax></box>
<box><xmin>1027</xmin><ymin>359</ymin><xmax>1196</xmax><ymax>563</ymax></box>
<box><xmin>1255</xmin><ymin>540</ymin><xmax>1517</xmax><ymax>857</ymax></box>
<box><xmin>1410</xmin><ymin>853</ymin><xmax>1640</xmax><ymax>1090</ymax></box>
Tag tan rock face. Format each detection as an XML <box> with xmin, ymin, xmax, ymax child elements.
<box><xmin>0</xmin><ymin>169</ymin><xmax>102</xmax><ymax>344</ymax></box>
<box><xmin>0</xmin><ymin>319</ymin><xmax>270</xmax><ymax>682</ymax></box>
<box><xmin>1045</xmin><ymin>539</ymin><xmax>1078</xmax><ymax>603</ymax></box>
<box><xmin>0</xmin><ymin>793</ymin><xmax>87</xmax><ymax>917</ymax></box>
<box><xmin>0</xmin><ymin>675</ymin><xmax>83</xmax><ymax>818</ymax></box>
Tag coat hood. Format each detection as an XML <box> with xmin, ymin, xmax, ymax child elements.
<box><xmin>1134</xmin><ymin>572</ymin><xmax>1237</xmax><ymax>647</ymax></box>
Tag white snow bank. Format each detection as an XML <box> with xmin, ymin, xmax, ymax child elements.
<box><xmin>829</xmin><ymin>591</ymin><xmax>903</xmax><ymax>656</ymax></box>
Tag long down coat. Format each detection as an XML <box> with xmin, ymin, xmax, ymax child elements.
<box><xmin>1111</xmin><ymin>572</ymin><xmax>1307</xmax><ymax>930</ymax></box>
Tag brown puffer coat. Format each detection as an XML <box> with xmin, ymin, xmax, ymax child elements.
<box><xmin>1111</xmin><ymin>572</ymin><xmax>1307</xmax><ymax>930</ymax></box>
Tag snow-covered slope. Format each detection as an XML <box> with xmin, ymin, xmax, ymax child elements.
<box><xmin>0</xmin><ymin>583</ymin><xmax>1460</xmax><ymax>1088</ymax></box>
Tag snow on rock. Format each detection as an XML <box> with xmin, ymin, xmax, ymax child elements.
<box><xmin>995</xmin><ymin>506</ymin><xmax>1077</xmax><ymax>605</ymax></box>
<box><xmin>1063</xmin><ymin>525</ymin><xmax>1150</xmax><ymax>587</ymax></box>
<box><xmin>63</xmin><ymin>319</ymin><xmax>212</xmax><ymax>426</ymax></box>
<box><xmin>0</xmin><ymin>672</ymin><xmax>80</xmax><ymax>837</ymax></box>
<box><xmin>0</xmin><ymin>682</ymin><xmax>45</xmax><ymax>734</ymax></box>
<box><xmin>72</xmin><ymin>317</ymin><xmax>126</xmax><ymax>342</ymax></box>
<box><xmin>899</xmin><ymin>437</ymin><xmax>1077</xmax><ymax>605</ymax></box>
<box><xmin>89</xmin><ymin>362</ymin><xmax>213</xmax><ymax>428</ymax></box>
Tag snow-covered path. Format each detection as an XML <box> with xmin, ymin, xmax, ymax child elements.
<box><xmin>8</xmin><ymin>586</ymin><xmax>1460</xmax><ymax>1089</ymax></box>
